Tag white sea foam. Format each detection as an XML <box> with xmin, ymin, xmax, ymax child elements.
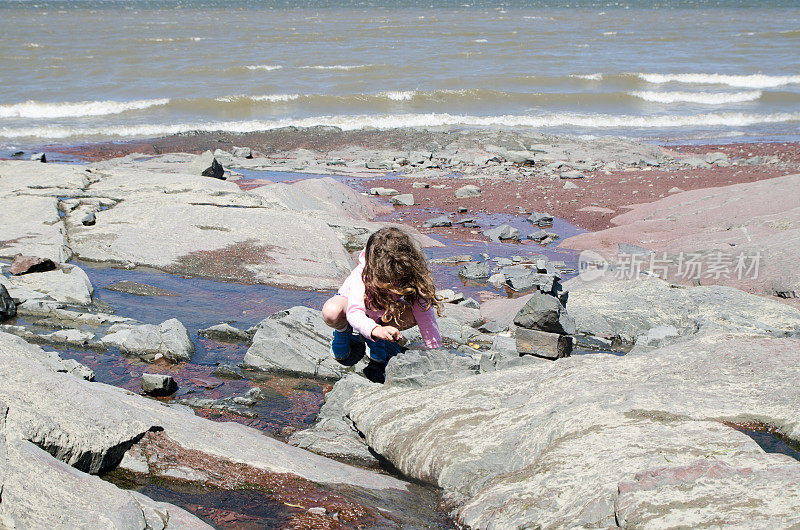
<box><xmin>474</xmin><ymin>39</ymin><xmax>488</xmax><ymax>43</ymax></box>
<box><xmin>602</xmin><ymin>31</ymin><xmax>617</xmax><ymax>36</ymax></box>
<box><xmin>253</xmin><ymin>94</ymin><xmax>300</xmax><ymax>102</ymax></box>
<box><xmin>245</xmin><ymin>64</ymin><xmax>283</xmax><ymax>71</ymax></box>
<box><xmin>145</xmin><ymin>37</ymin><xmax>204</xmax><ymax>42</ymax></box>
<box><xmin>637</xmin><ymin>73</ymin><xmax>800</xmax><ymax>88</ymax></box>
<box><xmin>630</xmin><ymin>90</ymin><xmax>762</xmax><ymax>104</ymax></box>
<box><xmin>298</xmin><ymin>64</ymin><xmax>372</xmax><ymax>71</ymax></box>
<box><xmin>381</xmin><ymin>91</ymin><xmax>416</xmax><ymax>101</ymax></box>
<box><xmin>3</xmin><ymin>112</ymin><xmax>799</xmax><ymax>140</ymax></box>
<box><xmin>572</xmin><ymin>73</ymin><xmax>603</xmax><ymax>80</ymax></box>
<box><xmin>0</xmin><ymin>98</ymin><xmax>170</xmax><ymax>119</ymax></box>
<box><xmin>215</xmin><ymin>94</ymin><xmax>300</xmax><ymax>103</ymax></box>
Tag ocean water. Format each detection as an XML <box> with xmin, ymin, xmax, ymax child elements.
<box><xmin>1</xmin><ymin>0</ymin><xmax>799</xmax><ymax>146</ymax></box>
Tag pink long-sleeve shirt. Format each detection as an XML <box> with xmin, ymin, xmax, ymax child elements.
<box><xmin>338</xmin><ymin>250</ymin><xmax>441</xmax><ymax>349</ymax></box>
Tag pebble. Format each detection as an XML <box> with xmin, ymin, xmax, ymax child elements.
<box><xmin>392</xmin><ymin>194</ymin><xmax>415</xmax><ymax>206</ymax></box>
<box><xmin>455</xmin><ymin>185</ymin><xmax>481</xmax><ymax>198</ymax></box>
<box><xmin>423</xmin><ymin>215</ymin><xmax>452</xmax><ymax>228</ymax></box>
<box><xmin>369</xmin><ymin>187</ymin><xmax>399</xmax><ymax>196</ymax></box>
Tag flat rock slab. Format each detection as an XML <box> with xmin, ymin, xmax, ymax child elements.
<box><xmin>615</xmin><ymin>459</ymin><xmax>800</xmax><ymax>527</ymax></box>
<box><xmin>104</xmin><ymin>280</ymin><xmax>177</xmax><ymax>297</ymax></box>
<box><xmin>67</xmin><ymin>188</ymin><xmax>354</xmax><ymax>290</ymax></box>
<box><xmin>67</xmin><ymin>167</ymin><xmax>414</xmax><ymax>289</ymax></box>
<box><xmin>0</xmin><ymin>438</ymin><xmax>211</xmax><ymax>529</ymax></box>
<box><xmin>0</xmin><ymin>331</ymin><xmax>408</xmax><ymax>493</ymax></box>
<box><xmin>0</xmin><ymin>161</ymin><xmax>94</xmax><ymax>262</ymax></box>
<box><xmin>384</xmin><ymin>348</ymin><xmax>479</xmax><ymax>388</ymax></box>
<box><xmin>564</xmin><ymin>274</ymin><xmax>800</xmax><ymax>342</ymax></box>
<box><xmin>0</xmin><ymin>264</ymin><xmax>93</xmax><ymax>306</ymax></box>
<box><xmin>255</xmin><ymin>177</ymin><xmax>393</xmax><ymax>222</ymax></box>
<box><xmin>345</xmin><ymin>332</ymin><xmax>800</xmax><ymax>528</ymax></box>
<box><xmin>3</xmin><ymin>160</ymin><xmax>437</xmax><ymax>290</ymax></box>
<box><xmin>561</xmin><ymin>173</ymin><xmax>800</xmax><ymax>298</ymax></box>
<box><xmin>0</xmin><ymin>160</ymin><xmax>90</xmax><ymax>196</ymax></box>
<box><xmin>0</xmin><ymin>195</ymin><xmax>72</xmax><ymax>263</ymax></box>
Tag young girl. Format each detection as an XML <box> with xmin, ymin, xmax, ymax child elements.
<box><xmin>322</xmin><ymin>227</ymin><xmax>442</xmax><ymax>382</ymax></box>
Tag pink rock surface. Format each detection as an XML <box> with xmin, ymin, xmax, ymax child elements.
<box><xmin>577</xmin><ymin>206</ymin><xmax>616</xmax><ymax>214</ymax></box>
<box><xmin>8</xmin><ymin>254</ymin><xmax>57</xmax><ymax>276</ymax></box>
<box><xmin>560</xmin><ymin>173</ymin><xmax>800</xmax><ymax>298</ymax></box>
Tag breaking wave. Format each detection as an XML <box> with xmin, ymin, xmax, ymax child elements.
<box><xmin>3</xmin><ymin>111</ymin><xmax>799</xmax><ymax>139</ymax></box>
<box><xmin>636</xmin><ymin>73</ymin><xmax>800</xmax><ymax>89</ymax></box>
<box><xmin>0</xmin><ymin>98</ymin><xmax>171</xmax><ymax>119</ymax></box>
<box><xmin>244</xmin><ymin>64</ymin><xmax>283</xmax><ymax>71</ymax></box>
<box><xmin>215</xmin><ymin>94</ymin><xmax>300</xmax><ymax>103</ymax></box>
<box><xmin>298</xmin><ymin>64</ymin><xmax>373</xmax><ymax>71</ymax></box>
<box><xmin>630</xmin><ymin>90</ymin><xmax>762</xmax><ymax>104</ymax></box>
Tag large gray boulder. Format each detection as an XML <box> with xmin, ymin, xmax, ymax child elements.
<box><xmin>513</xmin><ymin>290</ymin><xmax>575</xmax><ymax>335</ymax></box>
<box><xmin>344</xmin><ymin>332</ymin><xmax>800</xmax><ymax>528</ymax></box>
<box><xmin>565</xmin><ymin>275</ymin><xmax>800</xmax><ymax>343</ymax></box>
<box><xmin>101</xmin><ymin>318</ymin><xmax>195</xmax><ymax>363</ymax></box>
<box><xmin>243</xmin><ymin>306</ymin><xmax>366</xmax><ymax>378</ymax></box>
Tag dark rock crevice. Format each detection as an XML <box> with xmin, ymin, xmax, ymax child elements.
<box><xmin>30</xmin><ymin>425</ymin><xmax>163</xmax><ymax>475</ymax></box>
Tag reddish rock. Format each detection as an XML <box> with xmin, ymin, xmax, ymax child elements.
<box><xmin>8</xmin><ymin>254</ymin><xmax>57</xmax><ymax>276</ymax></box>
<box><xmin>190</xmin><ymin>376</ymin><xmax>223</xmax><ymax>389</ymax></box>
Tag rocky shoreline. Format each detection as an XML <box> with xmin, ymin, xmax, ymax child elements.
<box><xmin>1</xmin><ymin>126</ymin><xmax>799</xmax><ymax>528</ymax></box>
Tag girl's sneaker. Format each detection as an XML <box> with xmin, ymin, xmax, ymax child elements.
<box><xmin>362</xmin><ymin>359</ymin><xmax>387</xmax><ymax>384</ymax></box>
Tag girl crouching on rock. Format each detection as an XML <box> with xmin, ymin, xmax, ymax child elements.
<box><xmin>322</xmin><ymin>227</ymin><xmax>442</xmax><ymax>383</ymax></box>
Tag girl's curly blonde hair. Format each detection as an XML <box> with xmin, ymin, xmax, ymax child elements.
<box><xmin>362</xmin><ymin>227</ymin><xmax>443</xmax><ymax>326</ymax></box>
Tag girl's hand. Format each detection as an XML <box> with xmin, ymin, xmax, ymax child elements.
<box><xmin>371</xmin><ymin>325</ymin><xmax>401</xmax><ymax>342</ymax></box>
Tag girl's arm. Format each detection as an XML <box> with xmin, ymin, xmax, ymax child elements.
<box><xmin>413</xmin><ymin>300</ymin><xmax>442</xmax><ymax>349</ymax></box>
<box><xmin>345</xmin><ymin>274</ymin><xmax>381</xmax><ymax>340</ymax></box>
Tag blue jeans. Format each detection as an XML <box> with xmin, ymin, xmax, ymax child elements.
<box><xmin>366</xmin><ymin>338</ymin><xmax>404</xmax><ymax>364</ymax></box>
